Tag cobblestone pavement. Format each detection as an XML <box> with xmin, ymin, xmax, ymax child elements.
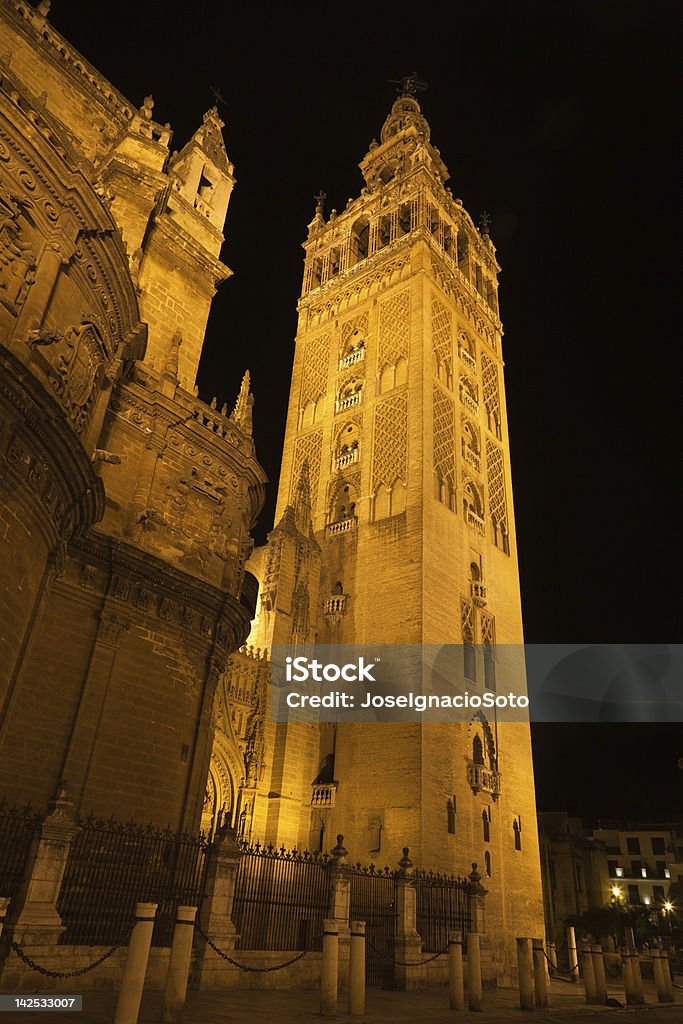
<box><xmin>7</xmin><ymin>978</ymin><xmax>682</xmax><ymax>1023</ymax></box>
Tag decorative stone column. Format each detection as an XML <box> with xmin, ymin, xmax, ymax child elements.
<box><xmin>6</xmin><ymin>782</ymin><xmax>80</xmax><ymax>946</ymax></box>
<box><xmin>194</xmin><ymin>821</ymin><xmax>242</xmax><ymax>989</ymax></box>
<box><xmin>467</xmin><ymin>862</ymin><xmax>488</xmax><ymax>933</ymax></box>
<box><xmin>327</xmin><ymin>834</ymin><xmax>351</xmax><ymax>986</ymax></box>
<box><xmin>393</xmin><ymin>847</ymin><xmax>423</xmax><ymax>991</ymax></box>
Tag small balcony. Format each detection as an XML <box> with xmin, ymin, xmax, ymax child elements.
<box><xmin>335</xmin><ymin>391</ymin><xmax>363</xmax><ymax>414</ymax></box>
<box><xmin>460</xmin><ymin>391</ymin><xmax>479</xmax><ymax>418</ymax></box>
<box><xmin>339</xmin><ymin>348</ymin><xmax>365</xmax><ymax>370</ymax></box>
<box><xmin>462</xmin><ymin>445</ymin><xmax>480</xmax><ymax>472</ymax></box>
<box><xmin>460</xmin><ymin>348</ymin><xmax>476</xmax><ymax>372</ymax></box>
<box><xmin>470</xmin><ymin>581</ymin><xmax>487</xmax><ymax>607</ymax></box>
<box><xmin>327</xmin><ymin>517</ymin><xmax>358</xmax><ymax>537</ymax></box>
<box><xmin>467</xmin><ymin>762</ymin><xmax>501</xmax><ymax>799</ymax></box>
<box><xmin>323</xmin><ymin>595</ymin><xmax>347</xmax><ymax>616</ymax></box>
<box><xmin>336</xmin><ymin>448</ymin><xmax>360</xmax><ymax>471</ymax></box>
<box><xmin>311</xmin><ymin>783</ymin><xmax>337</xmax><ymax>807</ymax></box>
<box><xmin>466</xmin><ymin>509</ymin><xmax>485</xmax><ymax>535</ymax></box>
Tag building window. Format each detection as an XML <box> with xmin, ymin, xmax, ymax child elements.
<box><xmin>608</xmin><ymin>859</ymin><xmax>618</xmax><ymax>877</ymax></box>
<box><xmin>631</xmin><ymin>860</ymin><xmax>642</xmax><ymax>878</ymax></box>
<box><xmin>482</xmin><ymin>809</ymin><xmax>490</xmax><ymax>843</ymax></box>
<box><xmin>472</xmin><ymin>734</ymin><xmax>484</xmax><ymax>766</ymax></box>
<box><xmin>651</xmin><ymin>837</ymin><xmax>666</xmax><ymax>856</ymax></box>
<box><xmin>484</xmin><ymin>850</ymin><xmax>491</xmax><ymax>877</ymax></box>
<box><xmin>575</xmin><ymin>864</ymin><xmax>584</xmax><ymax>894</ymax></box>
<box><xmin>626</xmin><ymin>837</ymin><xmax>641</xmax><ymax>855</ymax></box>
<box><xmin>627</xmin><ymin>885</ymin><xmax>640</xmax><ymax>904</ymax></box>
<box><xmin>464</xmin><ymin>642</ymin><xmax>476</xmax><ymax>683</ymax></box>
<box><xmin>447</xmin><ymin>797</ymin><xmax>456</xmax><ymax>834</ymax></box>
<box><xmin>653</xmin><ymin>885</ymin><xmax>666</xmax><ymax>904</ymax></box>
<box><xmin>513</xmin><ymin>817</ymin><xmax>522</xmax><ymax>851</ymax></box>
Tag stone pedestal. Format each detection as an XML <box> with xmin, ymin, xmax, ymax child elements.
<box><xmin>393</xmin><ymin>848</ymin><xmax>423</xmax><ymax>991</ymax></box>
<box><xmin>6</xmin><ymin>783</ymin><xmax>79</xmax><ymax>946</ymax></box>
<box><xmin>327</xmin><ymin>835</ymin><xmax>351</xmax><ymax>987</ymax></box>
<box><xmin>194</xmin><ymin>823</ymin><xmax>241</xmax><ymax>989</ymax></box>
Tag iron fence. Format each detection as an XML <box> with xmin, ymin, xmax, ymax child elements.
<box><xmin>350</xmin><ymin>864</ymin><xmax>397</xmax><ymax>987</ymax></box>
<box><xmin>232</xmin><ymin>843</ymin><xmax>330</xmax><ymax>951</ymax></box>
<box><xmin>414</xmin><ymin>869</ymin><xmax>472</xmax><ymax>952</ymax></box>
<box><xmin>57</xmin><ymin>816</ymin><xmax>209</xmax><ymax>947</ymax></box>
<box><xmin>0</xmin><ymin>799</ymin><xmax>42</xmax><ymax>901</ymax></box>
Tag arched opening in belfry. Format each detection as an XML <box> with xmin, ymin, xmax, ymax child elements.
<box><xmin>330</xmin><ymin>480</ymin><xmax>359</xmax><ymax>525</ymax></box>
<box><xmin>349</xmin><ymin>217</ymin><xmax>369</xmax><ymax>265</ymax></box>
<box><xmin>377</xmin><ymin>214</ymin><xmax>391</xmax><ymax>250</ymax></box>
<box><xmin>398</xmin><ymin>202</ymin><xmax>412</xmax><ymax>236</ymax></box>
<box><xmin>379</xmin><ymin>161</ymin><xmax>397</xmax><ymax>185</ymax></box>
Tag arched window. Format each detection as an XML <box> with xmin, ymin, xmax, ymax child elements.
<box><xmin>349</xmin><ymin>217</ymin><xmax>369</xmax><ymax>266</ymax></box>
<box><xmin>330</xmin><ymin>482</ymin><xmax>358</xmax><ymax>525</ymax></box>
<box><xmin>377</xmin><ymin>214</ymin><xmax>392</xmax><ymax>250</ymax></box>
<box><xmin>513</xmin><ymin>817</ymin><xmax>522</xmax><ymax>851</ymax></box>
<box><xmin>482</xmin><ymin>809</ymin><xmax>490</xmax><ymax>843</ymax></box>
<box><xmin>447</xmin><ymin>797</ymin><xmax>456</xmax><ymax>834</ymax></box>
<box><xmin>472</xmin><ymin>734</ymin><xmax>484</xmax><ymax>766</ymax></box>
<box><xmin>398</xmin><ymin>203</ymin><xmax>412</xmax><ymax>236</ymax></box>
<box><xmin>485</xmin><ymin>850</ymin><xmax>492</xmax><ymax>877</ymax></box>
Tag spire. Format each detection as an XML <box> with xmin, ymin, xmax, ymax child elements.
<box><xmin>194</xmin><ymin>106</ymin><xmax>232</xmax><ymax>174</ymax></box>
<box><xmin>164</xmin><ymin>330</ymin><xmax>182</xmax><ymax>379</ymax></box>
<box><xmin>293</xmin><ymin>461</ymin><xmax>312</xmax><ymax>533</ymax></box>
<box><xmin>307</xmin><ymin>190</ymin><xmax>326</xmax><ymax>237</ymax></box>
<box><xmin>230</xmin><ymin>370</ymin><xmax>253</xmax><ymax>434</ymax></box>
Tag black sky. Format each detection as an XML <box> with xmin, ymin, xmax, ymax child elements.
<box><xmin>45</xmin><ymin>1</ymin><xmax>682</xmax><ymax>820</ymax></box>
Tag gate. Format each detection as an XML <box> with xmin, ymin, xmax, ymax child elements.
<box><xmin>350</xmin><ymin>865</ymin><xmax>397</xmax><ymax>987</ymax></box>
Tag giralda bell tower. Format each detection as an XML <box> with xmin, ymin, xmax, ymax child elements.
<box><xmin>248</xmin><ymin>78</ymin><xmax>544</xmax><ymax>954</ymax></box>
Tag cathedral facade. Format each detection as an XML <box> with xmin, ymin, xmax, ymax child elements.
<box><xmin>0</xmin><ymin>0</ymin><xmax>266</xmax><ymax>832</ymax></box>
<box><xmin>212</xmin><ymin>84</ymin><xmax>545</xmax><ymax>966</ymax></box>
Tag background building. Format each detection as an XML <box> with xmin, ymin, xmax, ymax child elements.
<box><xmin>0</xmin><ymin>0</ymin><xmax>266</xmax><ymax>832</ymax></box>
<box><xmin>539</xmin><ymin>813</ymin><xmax>683</xmax><ymax>942</ymax></box>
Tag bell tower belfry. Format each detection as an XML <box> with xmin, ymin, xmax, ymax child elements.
<box><xmin>249</xmin><ymin>79</ymin><xmax>544</xmax><ymax>965</ymax></box>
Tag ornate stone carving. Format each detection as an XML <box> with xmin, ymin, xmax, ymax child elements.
<box><xmin>0</xmin><ymin>182</ymin><xmax>36</xmax><ymax>315</ymax></box>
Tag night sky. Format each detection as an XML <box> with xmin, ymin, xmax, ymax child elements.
<box><xmin>44</xmin><ymin>2</ymin><xmax>681</xmax><ymax>821</ymax></box>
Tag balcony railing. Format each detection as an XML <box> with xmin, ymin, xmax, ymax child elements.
<box><xmin>327</xmin><ymin>517</ymin><xmax>358</xmax><ymax>537</ymax></box>
<box><xmin>339</xmin><ymin>348</ymin><xmax>365</xmax><ymax>370</ymax></box>
<box><xmin>470</xmin><ymin>581</ymin><xmax>487</xmax><ymax>607</ymax></box>
<box><xmin>460</xmin><ymin>348</ymin><xmax>476</xmax><ymax>372</ymax></box>
<box><xmin>466</xmin><ymin>509</ymin><xmax>485</xmax><ymax>536</ymax></box>
<box><xmin>323</xmin><ymin>595</ymin><xmax>347</xmax><ymax>616</ymax></box>
<box><xmin>336</xmin><ymin>448</ymin><xmax>359</xmax><ymax>470</ymax></box>
<box><xmin>311</xmin><ymin>783</ymin><xmax>337</xmax><ymax>808</ymax></box>
<box><xmin>460</xmin><ymin>391</ymin><xmax>479</xmax><ymax>418</ymax></box>
<box><xmin>462</xmin><ymin>445</ymin><xmax>480</xmax><ymax>472</ymax></box>
<box><xmin>467</xmin><ymin>762</ymin><xmax>501</xmax><ymax>799</ymax></box>
<box><xmin>335</xmin><ymin>391</ymin><xmax>363</xmax><ymax>414</ymax></box>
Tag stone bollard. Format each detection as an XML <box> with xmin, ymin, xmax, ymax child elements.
<box><xmin>566</xmin><ymin>926</ymin><xmax>578</xmax><ymax>983</ymax></box>
<box><xmin>467</xmin><ymin>932</ymin><xmax>483</xmax><ymax>1012</ymax></box>
<box><xmin>630</xmin><ymin>947</ymin><xmax>644</xmax><ymax>1005</ymax></box>
<box><xmin>532</xmin><ymin>938</ymin><xmax>550</xmax><ymax>1008</ymax></box>
<box><xmin>516</xmin><ymin>938</ymin><xmax>535</xmax><ymax>1011</ymax></box>
<box><xmin>114</xmin><ymin>902</ymin><xmax>157</xmax><ymax>1024</ymax></box>
<box><xmin>621</xmin><ymin>945</ymin><xmax>637</xmax><ymax>1006</ymax></box>
<box><xmin>581</xmin><ymin>941</ymin><xmax>597</xmax><ymax>1003</ymax></box>
<box><xmin>448</xmin><ymin>931</ymin><xmax>465</xmax><ymax>1011</ymax></box>
<box><xmin>348</xmin><ymin>920</ymin><xmax>365</xmax><ymax>1016</ymax></box>
<box><xmin>591</xmin><ymin>944</ymin><xmax>607</xmax><ymax>1005</ymax></box>
<box><xmin>161</xmin><ymin>905</ymin><xmax>197</xmax><ymax>1023</ymax></box>
<box><xmin>652</xmin><ymin>948</ymin><xmax>674</xmax><ymax>1003</ymax></box>
<box><xmin>546</xmin><ymin>940</ymin><xmax>558</xmax><ymax>977</ymax></box>
<box><xmin>320</xmin><ymin>918</ymin><xmax>339</xmax><ymax>1016</ymax></box>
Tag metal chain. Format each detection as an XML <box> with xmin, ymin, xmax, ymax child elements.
<box><xmin>366</xmin><ymin>937</ymin><xmax>448</xmax><ymax>966</ymax></box>
<box><xmin>0</xmin><ymin>924</ymin><xmax>134</xmax><ymax>979</ymax></box>
<box><xmin>541</xmin><ymin>946</ymin><xmax>579</xmax><ymax>982</ymax></box>
<box><xmin>193</xmin><ymin>921</ymin><xmax>318</xmax><ymax>973</ymax></box>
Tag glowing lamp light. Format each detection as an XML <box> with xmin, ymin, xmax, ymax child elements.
<box><xmin>611</xmin><ymin>885</ymin><xmax>622</xmax><ymax>898</ymax></box>
<box><xmin>663</xmin><ymin>901</ymin><xmax>674</xmax><ymax>913</ymax></box>
<box><xmin>643</xmin><ymin>896</ymin><xmax>651</xmax><ymax>905</ymax></box>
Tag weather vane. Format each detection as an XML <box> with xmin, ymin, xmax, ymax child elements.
<box><xmin>479</xmin><ymin>211</ymin><xmax>492</xmax><ymax>237</ymax></box>
<box><xmin>314</xmin><ymin>190</ymin><xmax>326</xmax><ymax>214</ymax></box>
<box><xmin>388</xmin><ymin>73</ymin><xmax>428</xmax><ymax>97</ymax></box>
<box><xmin>209</xmin><ymin>85</ymin><xmax>226</xmax><ymax>108</ymax></box>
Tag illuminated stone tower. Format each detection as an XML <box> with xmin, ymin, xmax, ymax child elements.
<box><xmin>234</xmin><ymin>79</ymin><xmax>544</xmax><ymax>964</ymax></box>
